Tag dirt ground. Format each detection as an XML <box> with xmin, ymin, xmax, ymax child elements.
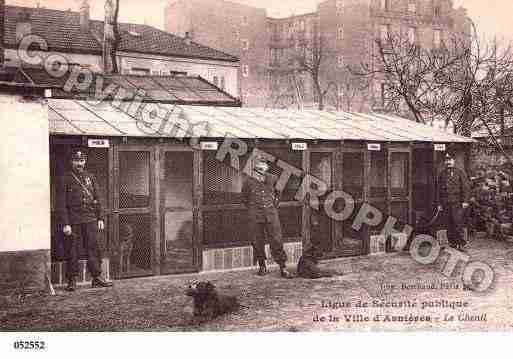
<box><xmin>2</xmin><ymin>237</ymin><xmax>513</xmax><ymax>332</ymax></box>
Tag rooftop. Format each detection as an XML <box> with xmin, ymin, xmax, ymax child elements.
<box><xmin>48</xmin><ymin>98</ymin><xmax>474</xmax><ymax>143</ymax></box>
<box><xmin>0</xmin><ymin>67</ymin><xmax>240</xmax><ymax>106</ymax></box>
<box><xmin>3</xmin><ymin>5</ymin><xmax>239</xmax><ymax>62</ymax></box>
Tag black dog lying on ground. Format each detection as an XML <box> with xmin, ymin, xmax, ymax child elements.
<box><xmin>296</xmin><ymin>255</ymin><xmax>338</xmax><ymax>279</ymax></box>
<box><xmin>185</xmin><ymin>281</ymin><xmax>240</xmax><ymax>322</ymax></box>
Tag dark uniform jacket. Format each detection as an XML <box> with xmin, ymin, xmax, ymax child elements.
<box><xmin>242</xmin><ymin>173</ymin><xmax>280</xmax><ymax>222</ymax></box>
<box><xmin>56</xmin><ymin>170</ymin><xmax>104</xmax><ymax>225</ymax></box>
<box><xmin>436</xmin><ymin>167</ymin><xmax>470</xmax><ymax>205</ymax></box>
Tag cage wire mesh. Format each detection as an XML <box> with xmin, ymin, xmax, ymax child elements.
<box><xmin>119</xmin><ymin>151</ymin><xmax>150</xmax><ymax>209</ymax></box>
<box><xmin>117</xmin><ymin>214</ymin><xmax>152</xmax><ymax>277</ymax></box>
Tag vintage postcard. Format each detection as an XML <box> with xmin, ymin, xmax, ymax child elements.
<box><xmin>1</xmin><ymin>0</ymin><xmax>513</xmax><ymax>349</ymax></box>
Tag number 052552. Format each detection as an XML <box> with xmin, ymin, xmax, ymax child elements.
<box><xmin>13</xmin><ymin>340</ymin><xmax>46</xmax><ymax>350</ymax></box>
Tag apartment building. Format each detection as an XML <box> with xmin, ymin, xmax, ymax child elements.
<box><xmin>165</xmin><ymin>0</ymin><xmax>470</xmax><ymax>110</ymax></box>
<box><xmin>317</xmin><ymin>0</ymin><xmax>471</xmax><ymax>112</ymax></box>
<box><xmin>267</xmin><ymin>13</ymin><xmax>319</xmax><ymax>109</ymax></box>
<box><xmin>165</xmin><ymin>0</ymin><xmax>267</xmax><ymax>106</ymax></box>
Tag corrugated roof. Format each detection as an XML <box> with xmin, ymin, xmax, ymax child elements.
<box><xmin>4</xmin><ymin>6</ymin><xmax>238</xmax><ymax>62</ymax></box>
<box><xmin>48</xmin><ymin>99</ymin><xmax>474</xmax><ymax>142</ymax></box>
<box><xmin>13</xmin><ymin>67</ymin><xmax>239</xmax><ymax>105</ymax></box>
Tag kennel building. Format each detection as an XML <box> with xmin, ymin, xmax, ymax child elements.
<box><xmin>46</xmin><ymin>99</ymin><xmax>474</xmax><ymax>283</ymax></box>
<box><xmin>0</xmin><ymin>69</ymin><xmax>474</xmax><ymax>291</ymax></box>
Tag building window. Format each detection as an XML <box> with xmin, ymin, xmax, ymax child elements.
<box><xmin>213</xmin><ymin>76</ymin><xmax>219</xmax><ymax>87</ymax></box>
<box><xmin>288</xmin><ymin>22</ymin><xmax>294</xmax><ymax>39</ymax></box>
<box><xmin>337</xmin><ymin>26</ymin><xmax>344</xmax><ymax>40</ymax></box>
<box><xmin>241</xmin><ymin>39</ymin><xmax>249</xmax><ymax>50</ymax></box>
<box><xmin>408</xmin><ymin>27</ymin><xmax>416</xmax><ymax>45</ymax></box>
<box><xmin>434</xmin><ymin>5</ymin><xmax>441</xmax><ymax>17</ymax></box>
<box><xmin>242</xmin><ymin>64</ymin><xmax>249</xmax><ymax>77</ymax></box>
<box><xmin>338</xmin><ymin>85</ymin><xmax>344</xmax><ymax>98</ymax></box>
<box><xmin>242</xmin><ymin>15</ymin><xmax>248</xmax><ymax>26</ymax></box>
<box><xmin>131</xmin><ymin>67</ymin><xmax>150</xmax><ymax>75</ymax></box>
<box><xmin>298</xmin><ymin>45</ymin><xmax>307</xmax><ymax>59</ymax></box>
<box><xmin>433</xmin><ymin>29</ymin><xmax>441</xmax><ymax>48</ymax></box>
<box><xmin>299</xmin><ymin>19</ymin><xmax>305</xmax><ymax>32</ymax></box>
<box><xmin>337</xmin><ymin>55</ymin><xmax>344</xmax><ymax>68</ymax></box>
<box><xmin>381</xmin><ymin>0</ymin><xmax>390</xmax><ymax>11</ymax></box>
<box><xmin>376</xmin><ymin>82</ymin><xmax>388</xmax><ymax>107</ymax></box>
<box><xmin>220</xmin><ymin>76</ymin><xmax>225</xmax><ymax>90</ymax></box>
<box><xmin>336</xmin><ymin>0</ymin><xmax>344</xmax><ymax>14</ymax></box>
<box><xmin>380</xmin><ymin>24</ymin><xmax>390</xmax><ymax>43</ymax></box>
<box><xmin>408</xmin><ymin>1</ymin><xmax>416</xmax><ymax>13</ymax></box>
<box><xmin>382</xmin><ymin>53</ymin><xmax>392</xmax><ymax>68</ymax></box>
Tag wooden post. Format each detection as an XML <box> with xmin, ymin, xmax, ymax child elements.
<box><xmin>301</xmin><ymin>148</ymin><xmax>310</xmax><ymax>257</ymax></box>
<box><xmin>153</xmin><ymin>145</ymin><xmax>161</xmax><ymax>276</ymax></box>
<box><xmin>363</xmin><ymin>145</ymin><xmax>371</xmax><ymax>255</ymax></box>
<box><xmin>408</xmin><ymin>142</ymin><xmax>413</xmax><ymax>226</ymax></box>
<box><xmin>333</xmin><ymin>142</ymin><xmax>344</xmax><ymax>252</ymax></box>
<box><xmin>387</xmin><ymin>143</ymin><xmax>392</xmax><ymax>222</ymax></box>
<box><xmin>194</xmin><ymin>149</ymin><xmax>204</xmax><ymax>271</ymax></box>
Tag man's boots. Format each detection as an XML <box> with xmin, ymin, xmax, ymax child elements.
<box><xmin>257</xmin><ymin>260</ymin><xmax>268</xmax><ymax>276</ymax></box>
<box><xmin>65</xmin><ymin>277</ymin><xmax>77</xmax><ymax>292</ymax></box>
<box><xmin>279</xmin><ymin>264</ymin><xmax>293</xmax><ymax>279</ymax></box>
<box><xmin>92</xmin><ymin>276</ymin><xmax>113</xmax><ymax>288</ymax></box>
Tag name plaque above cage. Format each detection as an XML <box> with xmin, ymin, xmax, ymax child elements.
<box><xmin>291</xmin><ymin>142</ymin><xmax>308</xmax><ymax>151</ymax></box>
<box><xmin>367</xmin><ymin>143</ymin><xmax>381</xmax><ymax>151</ymax></box>
<box><xmin>88</xmin><ymin>139</ymin><xmax>110</xmax><ymax>148</ymax></box>
<box><xmin>434</xmin><ymin>144</ymin><xmax>446</xmax><ymax>151</ymax></box>
<box><xmin>200</xmin><ymin>141</ymin><xmax>219</xmax><ymax>150</ymax></box>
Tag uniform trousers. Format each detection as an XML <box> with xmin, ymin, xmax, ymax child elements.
<box><xmin>64</xmin><ymin>221</ymin><xmax>103</xmax><ymax>280</ymax></box>
<box><xmin>247</xmin><ymin>207</ymin><xmax>288</xmax><ymax>266</ymax></box>
<box><xmin>441</xmin><ymin>202</ymin><xmax>467</xmax><ymax>247</ymax></box>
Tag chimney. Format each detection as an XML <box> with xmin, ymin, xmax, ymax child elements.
<box><xmin>0</xmin><ymin>0</ymin><xmax>4</xmax><ymax>67</ymax></box>
<box><xmin>184</xmin><ymin>30</ymin><xmax>194</xmax><ymax>46</ymax></box>
<box><xmin>80</xmin><ymin>0</ymin><xmax>90</xmax><ymax>31</ymax></box>
<box><xmin>103</xmin><ymin>0</ymin><xmax>116</xmax><ymax>74</ymax></box>
<box><xmin>16</xmin><ymin>9</ymin><xmax>32</xmax><ymax>43</ymax></box>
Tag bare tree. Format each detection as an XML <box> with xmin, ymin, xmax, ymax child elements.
<box><xmin>293</xmin><ymin>33</ymin><xmax>336</xmax><ymax>110</ymax></box>
<box><xmin>352</xmin><ymin>21</ymin><xmax>513</xmax><ymax>139</ymax></box>
<box><xmin>328</xmin><ymin>74</ymin><xmax>371</xmax><ymax>112</ymax></box>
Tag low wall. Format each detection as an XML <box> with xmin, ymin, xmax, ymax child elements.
<box><xmin>202</xmin><ymin>242</ymin><xmax>302</xmax><ymax>272</ymax></box>
<box><xmin>0</xmin><ymin>249</ymin><xmax>51</xmax><ymax>294</ymax></box>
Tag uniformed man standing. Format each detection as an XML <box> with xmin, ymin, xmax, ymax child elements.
<box><xmin>436</xmin><ymin>152</ymin><xmax>470</xmax><ymax>251</ymax></box>
<box><xmin>57</xmin><ymin>148</ymin><xmax>113</xmax><ymax>291</ymax></box>
<box><xmin>242</xmin><ymin>158</ymin><xmax>292</xmax><ymax>278</ymax></box>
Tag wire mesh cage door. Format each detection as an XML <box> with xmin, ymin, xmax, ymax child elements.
<box><xmin>160</xmin><ymin>149</ymin><xmax>198</xmax><ymax>275</ymax></box>
<box><xmin>309</xmin><ymin>150</ymin><xmax>335</xmax><ymax>254</ymax></box>
<box><xmin>339</xmin><ymin>150</ymin><xmax>366</xmax><ymax>256</ymax></box>
<box><xmin>388</xmin><ymin>148</ymin><xmax>412</xmax><ymax>231</ymax></box>
<box><xmin>412</xmin><ymin>148</ymin><xmax>435</xmax><ymax>226</ymax></box>
<box><xmin>113</xmin><ymin>147</ymin><xmax>156</xmax><ymax>279</ymax></box>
